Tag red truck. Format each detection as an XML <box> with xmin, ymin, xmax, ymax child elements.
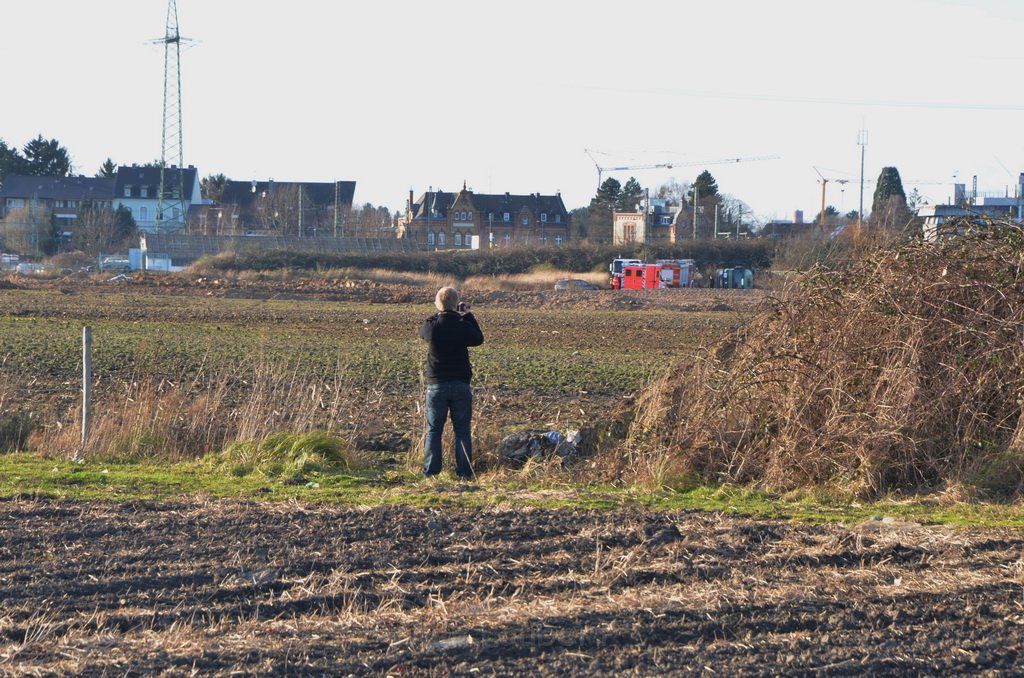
<box><xmin>617</xmin><ymin>263</ymin><xmax>664</xmax><ymax>290</ymax></box>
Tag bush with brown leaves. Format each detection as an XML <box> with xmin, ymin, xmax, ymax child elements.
<box><xmin>632</xmin><ymin>221</ymin><xmax>1024</xmax><ymax>498</ymax></box>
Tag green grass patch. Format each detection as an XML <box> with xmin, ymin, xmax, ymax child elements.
<box><xmin>203</xmin><ymin>431</ymin><xmax>360</xmax><ymax>479</ymax></box>
<box><xmin>4</xmin><ymin>452</ymin><xmax>1022</xmax><ymax>526</ymax></box>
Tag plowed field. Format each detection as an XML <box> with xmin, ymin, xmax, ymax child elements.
<box><xmin>4</xmin><ymin>276</ymin><xmax>1020</xmax><ymax>675</ymax></box>
<box><xmin>2</xmin><ymin>499</ymin><xmax>1022</xmax><ymax>676</ymax></box>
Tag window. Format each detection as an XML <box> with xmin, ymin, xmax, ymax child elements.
<box><xmin>438</xmin><ymin>232</ymin><xmax>446</xmax><ymax>246</ymax></box>
<box><xmin>124</xmin><ymin>185</ymin><xmax>132</xmax><ymax>197</ymax></box>
<box><xmin>539</xmin><ymin>234</ymin><xmax>548</xmax><ymax>244</ymax></box>
<box><xmin>503</xmin><ymin>233</ymin><xmax>511</xmax><ymax>244</ymax></box>
<box><xmin>555</xmin><ymin>214</ymin><xmax>561</xmax><ymax>223</ymax></box>
<box><xmin>522</xmin><ymin>215</ymin><xmax>529</xmax><ymax>226</ymax></box>
<box><xmin>555</xmin><ymin>235</ymin><xmax>563</xmax><ymax>246</ymax></box>
<box><xmin>503</xmin><ymin>212</ymin><xmax>510</xmax><ymax>222</ymax></box>
<box><xmin>140</xmin><ymin>206</ymin><xmax>148</xmax><ymax>222</ymax></box>
<box><xmin>454</xmin><ymin>232</ymin><xmax>463</xmax><ymax>246</ymax></box>
<box><xmin>466</xmin><ymin>210</ymin><xmax>473</xmax><ymax>220</ymax></box>
<box><xmin>540</xmin><ymin>213</ymin><xmax>548</xmax><ymax>223</ymax></box>
<box><xmin>427</xmin><ymin>232</ymin><xmax>435</xmax><ymax>246</ymax></box>
<box><xmin>141</xmin><ymin>186</ymin><xmax>148</xmax><ymax>198</ymax></box>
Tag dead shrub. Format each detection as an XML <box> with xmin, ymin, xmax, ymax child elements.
<box><xmin>0</xmin><ymin>374</ymin><xmax>35</xmax><ymax>453</ymax></box>
<box><xmin>0</xmin><ymin>412</ymin><xmax>34</xmax><ymax>453</ymax></box>
<box><xmin>631</xmin><ymin>221</ymin><xmax>1024</xmax><ymax>498</ymax></box>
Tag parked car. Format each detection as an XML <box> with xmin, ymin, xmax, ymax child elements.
<box><xmin>554</xmin><ymin>278</ymin><xmax>600</xmax><ymax>291</ymax></box>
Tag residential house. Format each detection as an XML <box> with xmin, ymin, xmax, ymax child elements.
<box><xmin>612</xmin><ymin>199</ymin><xmax>677</xmax><ymax>244</ymax></box>
<box><xmin>0</xmin><ymin>175</ymin><xmax>114</xmax><ymax>241</ymax></box>
<box><xmin>213</xmin><ymin>180</ymin><xmax>356</xmax><ymax>236</ymax></box>
<box><xmin>113</xmin><ymin>164</ymin><xmax>201</xmax><ymax>232</ymax></box>
<box><xmin>397</xmin><ymin>184</ymin><xmax>571</xmax><ymax>249</ymax></box>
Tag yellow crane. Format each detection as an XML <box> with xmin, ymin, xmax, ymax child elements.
<box><xmin>813</xmin><ymin>166</ymin><xmax>850</xmax><ymax>232</ymax></box>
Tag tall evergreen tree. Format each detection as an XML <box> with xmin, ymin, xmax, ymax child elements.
<box><xmin>0</xmin><ymin>139</ymin><xmax>27</xmax><ymax>186</ymax></box>
<box><xmin>688</xmin><ymin>170</ymin><xmax>720</xmax><ymax>204</ymax></box>
<box><xmin>587</xmin><ymin>177</ymin><xmax>621</xmax><ymax>243</ymax></box>
<box><xmin>96</xmin><ymin>158</ymin><xmax>117</xmax><ymax>179</ymax></box>
<box><xmin>22</xmin><ymin>135</ymin><xmax>71</xmax><ymax>176</ymax></box>
<box><xmin>617</xmin><ymin>177</ymin><xmax>645</xmax><ymax>212</ymax></box>
<box><xmin>201</xmin><ymin>173</ymin><xmax>227</xmax><ymax>202</ymax></box>
<box><xmin>871</xmin><ymin>166</ymin><xmax>912</xmax><ymax>233</ymax></box>
<box><xmin>871</xmin><ymin>166</ymin><xmax>907</xmax><ymax>216</ymax></box>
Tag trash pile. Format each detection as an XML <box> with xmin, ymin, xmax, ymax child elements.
<box><xmin>500</xmin><ymin>429</ymin><xmax>582</xmax><ymax>466</ymax></box>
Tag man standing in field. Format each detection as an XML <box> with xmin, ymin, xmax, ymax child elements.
<box><xmin>419</xmin><ymin>287</ymin><xmax>484</xmax><ymax>480</ymax></box>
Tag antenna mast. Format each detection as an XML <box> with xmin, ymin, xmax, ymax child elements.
<box><xmin>157</xmin><ymin>0</ymin><xmax>188</xmax><ymax>231</ymax></box>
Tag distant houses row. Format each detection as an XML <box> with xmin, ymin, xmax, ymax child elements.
<box><xmin>6</xmin><ymin>165</ymin><xmax>1024</xmax><ymax>257</ymax></box>
<box><xmin>0</xmin><ymin>165</ymin><xmax>577</xmax><ymax>252</ymax></box>
<box><xmin>0</xmin><ymin>165</ymin><xmax>357</xmax><ymax>240</ymax></box>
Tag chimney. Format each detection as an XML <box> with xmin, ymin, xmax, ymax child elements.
<box><xmin>409</xmin><ymin>189</ymin><xmax>414</xmax><ymax>212</ymax></box>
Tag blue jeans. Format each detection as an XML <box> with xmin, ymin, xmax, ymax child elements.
<box><xmin>424</xmin><ymin>381</ymin><xmax>474</xmax><ymax>478</ymax></box>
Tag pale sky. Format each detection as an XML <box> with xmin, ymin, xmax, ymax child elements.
<box><xmin>4</xmin><ymin>0</ymin><xmax>1024</xmax><ymax>223</ymax></box>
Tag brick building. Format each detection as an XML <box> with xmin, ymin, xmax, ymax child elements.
<box><xmin>397</xmin><ymin>184</ymin><xmax>571</xmax><ymax>249</ymax></box>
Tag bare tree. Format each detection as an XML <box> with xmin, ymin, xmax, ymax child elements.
<box><xmin>73</xmin><ymin>203</ymin><xmax>137</xmax><ymax>255</ymax></box>
<box><xmin>250</xmin><ymin>185</ymin><xmax>312</xmax><ymax>236</ymax></box>
<box><xmin>655</xmin><ymin>179</ymin><xmax>691</xmax><ymax>207</ymax></box>
<box><xmin>346</xmin><ymin>203</ymin><xmax>394</xmax><ymax>238</ymax></box>
<box><xmin>0</xmin><ymin>206</ymin><xmax>58</xmax><ymax>256</ymax></box>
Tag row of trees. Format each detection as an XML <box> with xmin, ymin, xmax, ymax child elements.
<box><xmin>0</xmin><ymin>136</ymin><xmax>73</xmax><ymax>185</ymax></box>
<box><xmin>574</xmin><ymin>170</ymin><xmax>756</xmax><ymax>242</ymax></box>
<box><xmin>575</xmin><ymin>165</ymin><xmax>920</xmax><ymax>243</ymax></box>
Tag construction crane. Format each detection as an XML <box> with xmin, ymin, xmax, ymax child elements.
<box><xmin>584</xmin><ymin>149</ymin><xmax>780</xmax><ymax>188</ymax></box>
<box><xmin>813</xmin><ymin>166</ymin><xmax>850</xmax><ymax>230</ymax></box>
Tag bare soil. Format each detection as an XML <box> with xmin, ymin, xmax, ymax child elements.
<box><xmin>1</xmin><ymin>498</ymin><xmax>1022</xmax><ymax>676</ymax></box>
<box><xmin>3</xmin><ymin>272</ymin><xmax>769</xmax><ymax>313</ymax></box>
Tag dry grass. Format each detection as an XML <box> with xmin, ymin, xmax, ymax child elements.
<box><xmin>631</xmin><ymin>221</ymin><xmax>1024</xmax><ymax>498</ymax></box>
<box><xmin>31</xmin><ymin>356</ymin><xmax>378</xmax><ymax>462</ymax></box>
<box><xmin>463</xmin><ymin>270</ymin><xmax>606</xmax><ymax>291</ymax></box>
<box><xmin>186</xmin><ymin>264</ymin><xmax>604</xmax><ymax>292</ymax></box>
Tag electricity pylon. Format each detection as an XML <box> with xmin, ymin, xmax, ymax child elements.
<box><xmin>155</xmin><ymin>0</ymin><xmax>190</xmax><ymax>231</ymax></box>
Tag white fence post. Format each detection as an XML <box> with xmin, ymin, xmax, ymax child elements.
<box><xmin>82</xmin><ymin>326</ymin><xmax>92</xmax><ymax>452</ymax></box>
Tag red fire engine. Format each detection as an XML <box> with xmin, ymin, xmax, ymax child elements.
<box><xmin>616</xmin><ymin>263</ymin><xmax>663</xmax><ymax>290</ymax></box>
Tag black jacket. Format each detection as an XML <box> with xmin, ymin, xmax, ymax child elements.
<box><xmin>419</xmin><ymin>311</ymin><xmax>484</xmax><ymax>384</ymax></box>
